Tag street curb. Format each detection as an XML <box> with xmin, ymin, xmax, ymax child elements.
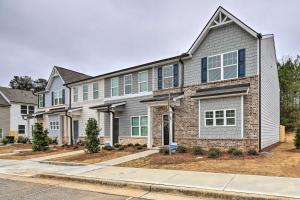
<box><xmin>35</xmin><ymin>173</ymin><xmax>293</xmax><ymax>200</ymax></box>
<box><xmin>39</xmin><ymin>161</ymin><xmax>88</xmax><ymax>166</ymax></box>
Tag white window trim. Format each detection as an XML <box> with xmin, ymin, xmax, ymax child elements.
<box><xmin>138</xmin><ymin>71</ymin><xmax>148</xmax><ymax>93</ymax></box>
<box><xmin>111</xmin><ymin>77</ymin><xmax>119</xmax><ymax>97</ymax></box>
<box><xmin>20</xmin><ymin>105</ymin><xmax>28</xmax><ymax>115</ymax></box>
<box><xmin>131</xmin><ymin>115</ymin><xmax>148</xmax><ymax>137</ymax></box>
<box><xmin>204</xmin><ymin>109</ymin><xmax>236</xmax><ymax>127</ymax></box>
<box><xmin>124</xmin><ymin>74</ymin><xmax>132</xmax><ymax>95</ymax></box>
<box><xmin>93</xmin><ymin>82</ymin><xmax>99</xmax><ymax>99</ymax></box>
<box><xmin>162</xmin><ymin>65</ymin><xmax>174</xmax><ymax>89</ymax></box>
<box><xmin>73</xmin><ymin>87</ymin><xmax>78</xmax><ymax>103</ymax></box>
<box><xmin>207</xmin><ymin>50</ymin><xmax>238</xmax><ymax>82</ymax></box>
<box><xmin>53</xmin><ymin>89</ymin><xmax>63</xmax><ymax>105</ymax></box>
<box><xmin>83</xmin><ymin>84</ymin><xmax>89</xmax><ymax>101</ymax></box>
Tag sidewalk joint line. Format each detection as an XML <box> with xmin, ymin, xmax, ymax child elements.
<box><xmin>222</xmin><ymin>174</ymin><xmax>236</xmax><ymax>191</ymax></box>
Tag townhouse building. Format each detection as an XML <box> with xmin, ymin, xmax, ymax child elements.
<box><xmin>39</xmin><ymin>7</ymin><xmax>280</xmax><ymax>151</ymax></box>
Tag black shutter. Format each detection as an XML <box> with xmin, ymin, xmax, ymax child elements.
<box><xmin>238</xmin><ymin>49</ymin><xmax>246</xmax><ymax>77</ymax></box>
<box><xmin>43</xmin><ymin>94</ymin><xmax>45</xmax><ymax>107</ymax></box>
<box><xmin>173</xmin><ymin>64</ymin><xmax>179</xmax><ymax>87</ymax></box>
<box><xmin>51</xmin><ymin>92</ymin><xmax>54</xmax><ymax>106</ymax></box>
<box><xmin>37</xmin><ymin>95</ymin><xmax>40</xmax><ymax>108</ymax></box>
<box><xmin>158</xmin><ymin>67</ymin><xmax>163</xmax><ymax>89</ymax></box>
<box><xmin>201</xmin><ymin>57</ymin><xmax>207</xmax><ymax>83</ymax></box>
<box><xmin>62</xmin><ymin>89</ymin><xmax>65</xmax><ymax>104</ymax></box>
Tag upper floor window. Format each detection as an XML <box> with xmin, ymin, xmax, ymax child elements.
<box><xmin>138</xmin><ymin>71</ymin><xmax>148</xmax><ymax>93</ymax></box>
<box><xmin>124</xmin><ymin>74</ymin><xmax>132</xmax><ymax>95</ymax></box>
<box><xmin>20</xmin><ymin>105</ymin><xmax>27</xmax><ymax>115</ymax></box>
<box><xmin>208</xmin><ymin>51</ymin><xmax>238</xmax><ymax>82</ymax></box>
<box><xmin>73</xmin><ymin>87</ymin><xmax>78</xmax><ymax>102</ymax></box>
<box><xmin>93</xmin><ymin>82</ymin><xmax>99</xmax><ymax>99</ymax></box>
<box><xmin>53</xmin><ymin>89</ymin><xmax>63</xmax><ymax>105</ymax></box>
<box><xmin>38</xmin><ymin>94</ymin><xmax>44</xmax><ymax>108</ymax></box>
<box><xmin>83</xmin><ymin>84</ymin><xmax>88</xmax><ymax>101</ymax></box>
<box><xmin>163</xmin><ymin>65</ymin><xmax>173</xmax><ymax>89</ymax></box>
<box><xmin>111</xmin><ymin>77</ymin><xmax>119</xmax><ymax>96</ymax></box>
<box><xmin>28</xmin><ymin>106</ymin><xmax>35</xmax><ymax>114</ymax></box>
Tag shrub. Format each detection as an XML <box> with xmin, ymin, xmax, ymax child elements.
<box><xmin>127</xmin><ymin>143</ymin><xmax>134</xmax><ymax>147</ymax></box>
<box><xmin>227</xmin><ymin>147</ymin><xmax>237</xmax><ymax>154</ymax></box>
<box><xmin>192</xmin><ymin>146</ymin><xmax>204</xmax><ymax>155</ymax></box>
<box><xmin>6</xmin><ymin>136</ymin><xmax>14</xmax><ymax>143</ymax></box>
<box><xmin>295</xmin><ymin>128</ymin><xmax>300</xmax><ymax>149</ymax></box>
<box><xmin>232</xmin><ymin>149</ymin><xmax>243</xmax><ymax>156</ymax></box>
<box><xmin>47</xmin><ymin>137</ymin><xmax>58</xmax><ymax>145</ymax></box>
<box><xmin>118</xmin><ymin>146</ymin><xmax>125</xmax><ymax>151</ymax></box>
<box><xmin>134</xmin><ymin>143</ymin><xmax>141</xmax><ymax>147</ymax></box>
<box><xmin>159</xmin><ymin>146</ymin><xmax>169</xmax><ymax>155</ymax></box>
<box><xmin>1</xmin><ymin>138</ymin><xmax>8</xmax><ymax>145</ymax></box>
<box><xmin>208</xmin><ymin>148</ymin><xmax>221</xmax><ymax>158</ymax></box>
<box><xmin>176</xmin><ymin>145</ymin><xmax>187</xmax><ymax>153</ymax></box>
<box><xmin>17</xmin><ymin>136</ymin><xmax>29</xmax><ymax>144</ymax></box>
<box><xmin>84</xmin><ymin>118</ymin><xmax>100</xmax><ymax>153</ymax></box>
<box><xmin>247</xmin><ymin>149</ymin><xmax>258</xmax><ymax>156</ymax></box>
<box><xmin>103</xmin><ymin>145</ymin><xmax>114</xmax><ymax>151</ymax></box>
<box><xmin>32</xmin><ymin>123</ymin><xmax>50</xmax><ymax>151</ymax></box>
<box><xmin>142</xmin><ymin>144</ymin><xmax>147</xmax><ymax>148</ymax></box>
<box><xmin>114</xmin><ymin>143</ymin><xmax>121</xmax><ymax>148</ymax></box>
<box><xmin>137</xmin><ymin>146</ymin><xmax>143</xmax><ymax>150</ymax></box>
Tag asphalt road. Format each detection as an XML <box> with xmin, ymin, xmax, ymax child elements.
<box><xmin>0</xmin><ymin>178</ymin><xmax>144</xmax><ymax>200</ymax></box>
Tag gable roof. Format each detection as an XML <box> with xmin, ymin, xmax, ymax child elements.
<box><xmin>55</xmin><ymin>66</ymin><xmax>92</xmax><ymax>84</ymax></box>
<box><xmin>188</xmin><ymin>6</ymin><xmax>259</xmax><ymax>54</ymax></box>
<box><xmin>0</xmin><ymin>87</ymin><xmax>36</xmax><ymax>105</ymax></box>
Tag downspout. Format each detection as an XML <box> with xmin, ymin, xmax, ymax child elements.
<box><xmin>179</xmin><ymin>54</ymin><xmax>185</xmax><ymax>93</ymax></box>
<box><xmin>258</xmin><ymin>33</ymin><xmax>262</xmax><ymax>151</ymax></box>
<box><xmin>65</xmin><ymin>85</ymin><xmax>73</xmax><ymax>146</ymax></box>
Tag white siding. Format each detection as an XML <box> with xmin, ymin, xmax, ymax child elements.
<box><xmin>261</xmin><ymin>36</ymin><xmax>280</xmax><ymax>149</ymax></box>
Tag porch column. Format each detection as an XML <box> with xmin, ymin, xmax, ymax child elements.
<box><xmin>241</xmin><ymin>95</ymin><xmax>244</xmax><ymax>138</ymax></box>
<box><xmin>110</xmin><ymin>112</ymin><xmax>113</xmax><ymax>146</ymax></box>
<box><xmin>147</xmin><ymin>106</ymin><xmax>152</xmax><ymax>148</ymax></box>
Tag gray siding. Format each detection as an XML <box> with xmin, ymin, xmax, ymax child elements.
<box><xmin>184</xmin><ymin>23</ymin><xmax>258</xmax><ymax>85</ymax></box>
<box><xmin>260</xmin><ymin>36</ymin><xmax>280</xmax><ymax>148</ymax></box>
<box><xmin>0</xmin><ymin>106</ymin><xmax>10</xmax><ymax>137</ymax></box>
<box><xmin>45</xmin><ymin>76</ymin><xmax>69</xmax><ymax>107</ymax></box>
<box><xmin>104</xmin><ymin>69</ymin><xmax>153</xmax><ymax>98</ymax></box>
<box><xmin>104</xmin><ymin>95</ymin><xmax>150</xmax><ymax>137</ymax></box>
<box><xmin>199</xmin><ymin>96</ymin><xmax>242</xmax><ymax>139</ymax></box>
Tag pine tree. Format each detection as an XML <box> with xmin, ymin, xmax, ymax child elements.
<box><xmin>85</xmin><ymin>118</ymin><xmax>100</xmax><ymax>153</ymax></box>
<box><xmin>32</xmin><ymin>123</ymin><xmax>49</xmax><ymax>151</ymax></box>
<box><xmin>295</xmin><ymin>128</ymin><xmax>300</xmax><ymax>149</ymax></box>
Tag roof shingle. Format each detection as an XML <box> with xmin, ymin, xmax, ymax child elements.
<box><xmin>0</xmin><ymin>87</ymin><xmax>36</xmax><ymax>104</ymax></box>
<box><xmin>55</xmin><ymin>66</ymin><xmax>92</xmax><ymax>84</ymax></box>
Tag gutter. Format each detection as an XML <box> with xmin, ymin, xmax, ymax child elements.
<box><xmin>257</xmin><ymin>33</ymin><xmax>262</xmax><ymax>151</ymax></box>
<box><xmin>65</xmin><ymin>85</ymin><xmax>73</xmax><ymax>146</ymax></box>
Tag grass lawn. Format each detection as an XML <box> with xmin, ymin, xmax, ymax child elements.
<box><xmin>0</xmin><ymin>146</ymin><xmax>80</xmax><ymax>160</ymax></box>
<box><xmin>49</xmin><ymin>146</ymin><xmax>146</xmax><ymax>164</ymax></box>
<box><xmin>118</xmin><ymin>133</ymin><xmax>300</xmax><ymax>178</ymax></box>
<box><xmin>0</xmin><ymin>143</ymin><xmax>32</xmax><ymax>154</ymax></box>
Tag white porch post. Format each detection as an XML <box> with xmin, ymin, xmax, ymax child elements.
<box><xmin>147</xmin><ymin>106</ymin><xmax>152</xmax><ymax>148</ymax></box>
<box><xmin>241</xmin><ymin>95</ymin><xmax>244</xmax><ymax>138</ymax></box>
<box><xmin>110</xmin><ymin>112</ymin><xmax>113</xmax><ymax>146</ymax></box>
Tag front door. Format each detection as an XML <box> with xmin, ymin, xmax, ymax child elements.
<box><xmin>73</xmin><ymin>120</ymin><xmax>79</xmax><ymax>143</ymax></box>
<box><xmin>163</xmin><ymin>114</ymin><xmax>169</xmax><ymax>145</ymax></box>
<box><xmin>113</xmin><ymin>118</ymin><xmax>119</xmax><ymax>145</ymax></box>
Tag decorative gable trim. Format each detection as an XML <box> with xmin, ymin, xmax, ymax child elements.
<box><xmin>45</xmin><ymin>67</ymin><xmax>66</xmax><ymax>91</ymax></box>
<box><xmin>0</xmin><ymin>91</ymin><xmax>11</xmax><ymax>104</ymax></box>
<box><xmin>188</xmin><ymin>6</ymin><xmax>258</xmax><ymax>55</ymax></box>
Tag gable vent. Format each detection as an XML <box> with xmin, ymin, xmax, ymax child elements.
<box><xmin>210</xmin><ymin>11</ymin><xmax>232</xmax><ymax>28</ymax></box>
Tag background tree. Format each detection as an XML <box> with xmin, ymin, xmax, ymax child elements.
<box><xmin>9</xmin><ymin>76</ymin><xmax>47</xmax><ymax>92</ymax></box>
<box><xmin>32</xmin><ymin>123</ymin><xmax>50</xmax><ymax>151</ymax></box>
<box><xmin>295</xmin><ymin>128</ymin><xmax>300</xmax><ymax>149</ymax></box>
<box><xmin>278</xmin><ymin>56</ymin><xmax>300</xmax><ymax>130</ymax></box>
<box><xmin>85</xmin><ymin>118</ymin><xmax>100</xmax><ymax>153</ymax></box>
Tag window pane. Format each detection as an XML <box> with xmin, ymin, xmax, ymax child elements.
<box><xmin>21</xmin><ymin>105</ymin><xmax>27</xmax><ymax>114</ymax></box>
<box><xmin>215</xmin><ymin>111</ymin><xmax>224</xmax><ymax>117</ymax></box>
<box><xmin>208</xmin><ymin>68</ymin><xmax>221</xmax><ymax>81</ymax></box>
<box><xmin>224</xmin><ymin>65</ymin><xmax>237</xmax><ymax>79</ymax></box>
<box><xmin>93</xmin><ymin>83</ymin><xmax>99</xmax><ymax>99</ymax></box>
<box><xmin>139</xmin><ymin>82</ymin><xmax>148</xmax><ymax>92</ymax></box>
<box><xmin>132</xmin><ymin>127</ymin><xmax>139</xmax><ymax>136</ymax></box>
<box><xmin>138</xmin><ymin>71</ymin><xmax>148</xmax><ymax>82</ymax></box>
<box><xmin>141</xmin><ymin>127</ymin><xmax>148</xmax><ymax>136</ymax></box>
<box><xmin>205</xmin><ymin>111</ymin><xmax>213</xmax><ymax>118</ymax></box>
<box><xmin>125</xmin><ymin>85</ymin><xmax>131</xmax><ymax>94</ymax></box>
<box><xmin>124</xmin><ymin>75</ymin><xmax>132</xmax><ymax>85</ymax></box>
<box><xmin>163</xmin><ymin>77</ymin><xmax>173</xmax><ymax>89</ymax></box>
<box><xmin>163</xmin><ymin>66</ymin><xmax>173</xmax><ymax>77</ymax></box>
<box><xmin>223</xmin><ymin>52</ymin><xmax>237</xmax><ymax>66</ymax></box>
<box><xmin>208</xmin><ymin>55</ymin><xmax>221</xmax><ymax>69</ymax></box>
<box><xmin>226</xmin><ymin>110</ymin><xmax>235</xmax><ymax>117</ymax></box>
<box><xmin>28</xmin><ymin>106</ymin><xmax>34</xmax><ymax>114</ymax></box>
<box><xmin>216</xmin><ymin>118</ymin><xmax>224</xmax><ymax>125</ymax></box>
<box><xmin>112</xmin><ymin>88</ymin><xmax>118</xmax><ymax>96</ymax></box>
<box><xmin>140</xmin><ymin>116</ymin><xmax>148</xmax><ymax>126</ymax></box>
<box><xmin>206</xmin><ymin>119</ymin><xmax>213</xmax><ymax>126</ymax></box>
<box><xmin>131</xmin><ymin>117</ymin><xmax>139</xmax><ymax>126</ymax></box>
<box><xmin>111</xmin><ymin>78</ymin><xmax>118</xmax><ymax>87</ymax></box>
<box><xmin>227</xmin><ymin>118</ymin><xmax>235</xmax><ymax>125</ymax></box>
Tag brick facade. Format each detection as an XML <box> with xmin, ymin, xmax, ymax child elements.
<box><xmin>151</xmin><ymin>76</ymin><xmax>259</xmax><ymax>151</ymax></box>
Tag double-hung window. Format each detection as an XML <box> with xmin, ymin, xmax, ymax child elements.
<box><xmin>28</xmin><ymin>106</ymin><xmax>35</xmax><ymax>114</ymax></box>
<box><xmin>124</xmin><ymin>74</ymin><xmax>132</xmax><ymax>95</ymax></box>
<box><xmin>93</xmin><ymin>82</ymin><xmax>99</xmax><ymax>99</ymax></box>
<box><xmin>83</xmin><ymin>84</ymin><xmax>88</xmax><ymax>100</ymax></box>
<box><xmin>20</xmin><ymin>105</ymin><xmax>27</xmax><ymax>115</ymax></box>
<box><xmin>54</xmin><ymin>90</ymin><xmax>63</xmax><ymax>105</ymax></box>
<box><xmin>138</xmin><ymin>71</ymin><xmax>148</xmax><ymax>93</ymax></box>
<box><xmin>73</xmin><ymin>87</ymin><xmax>78</xmax><ymax>102</ymax></box>
<box><xmin>205</xmin><ymin>110</ymin><xmax>235</xmax><ymax>126</ymax></box>
<box><xmin>111</xmin><ymin>77</ymin><xmax>119</xmax><ymax>97</ymax></box>
<box><xmin>207</xmin><ymin>51</ymin><xmax>238</xmax><ymax>82</ymax></box>
<box><xmin>18</xmin><ymin>125</ymin><xmax>25</xmax><ymax>134</ymax></box>
<box><xmin>38</xmin><ymin>94</ymin><xmax>44</xmax><ymax>108</ymax></box>
<box><xmin>131</xmin><ymin>116</ymin><xmax>148</xmax><ymax>137</ymax></box>
<box><xmin>163</xmin><ymin>65</ymin><xmax>173</xmax><ymax>89</ymax></box>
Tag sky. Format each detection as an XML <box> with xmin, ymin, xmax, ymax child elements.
<box><xmin>0</xmin><ymin>0</ymin><xmax>299</xmax><ymax>86</ymax></box>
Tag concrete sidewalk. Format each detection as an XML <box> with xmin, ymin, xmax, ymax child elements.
<box><xmin>50</xmin><ymin>166</ymin><xmax>300</xmax><ymax>199</ymax></box>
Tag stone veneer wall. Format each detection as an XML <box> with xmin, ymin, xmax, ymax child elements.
<box><xmin>152</xmin><ymin>76</ymin><xmax>259</xmax><ymax>151</ymax></box>
<box><xmin>99</xmin><ymin>136</ymin><xmax>147</xmax><ymax>146</ymax></box>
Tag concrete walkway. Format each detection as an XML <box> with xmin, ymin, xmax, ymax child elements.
<box><xmin>29</xmin><ymin>150</ymin><xmax>84</xmax><ymax>162</ymax></box>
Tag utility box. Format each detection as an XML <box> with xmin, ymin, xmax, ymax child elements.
<box><xmin>280</xmin><ymin>125</ymin><xmax>286</xmax><ymax>142</ymax></box>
